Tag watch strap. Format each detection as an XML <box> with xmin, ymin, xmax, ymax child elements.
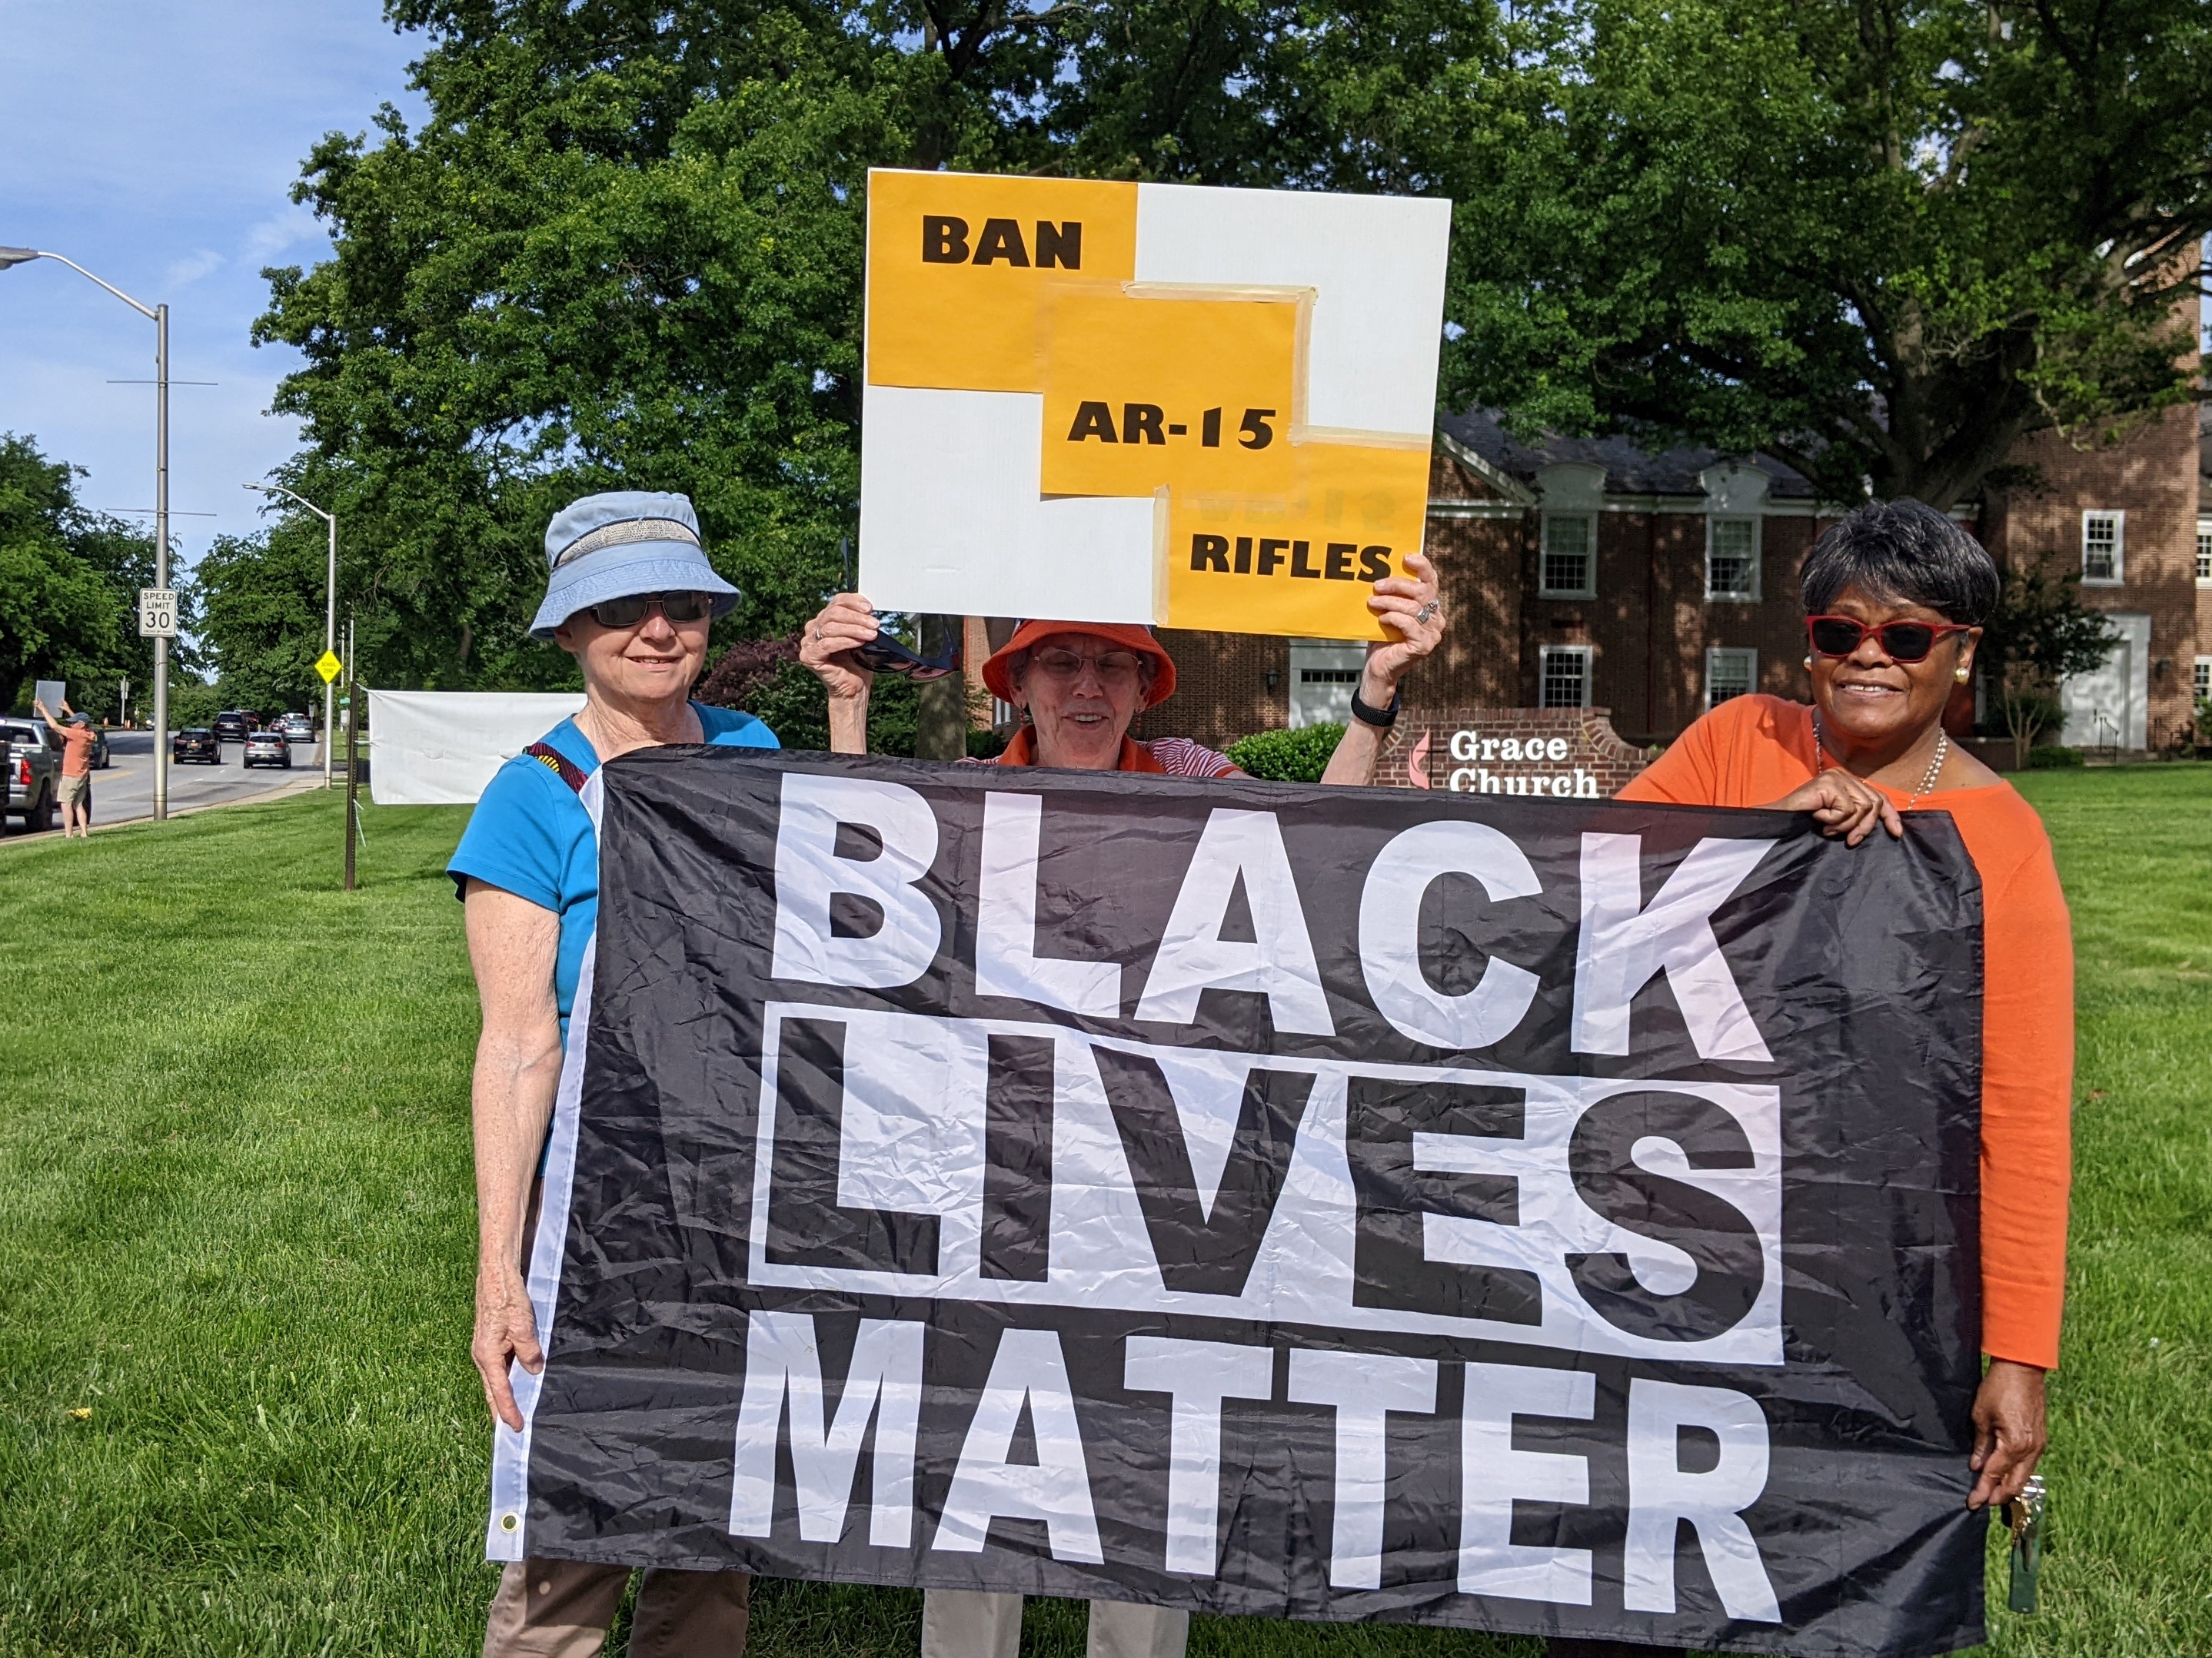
<box><xmin>1349</xmin><ymin>685</ymin><xmax>1401</xmax><ymax>729</ymax></box>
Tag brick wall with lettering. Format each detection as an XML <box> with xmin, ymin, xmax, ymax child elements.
<box><xmin>1373</xmin><ymin>706</ymin><xmax>1652</xmax><ymax>794</ymax></box>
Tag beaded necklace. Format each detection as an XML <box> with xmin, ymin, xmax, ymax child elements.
<box><xmin>1811</xmin><ymin>714</ymin><xmax>1949</xmax><ymax>809</ymax></box>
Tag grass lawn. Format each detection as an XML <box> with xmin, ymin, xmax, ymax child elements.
<box><xmin>0</xmin><ymin>769</ymin><xmax>2206</xmax><ymax>1656</ymax></box>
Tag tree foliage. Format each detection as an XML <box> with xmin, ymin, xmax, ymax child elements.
<box><xmin>235</xmin><ymin>0</ymin><xmax>2212</xmax><ymax>700</ymax></box>
<box><xmin>0</xmin><ymin>434</ymin><xmax>180</xmax><ymax>719</ymax></box>
<box><xmin>1977</xmin><ymin>548</ymin><xmax>2118</xmax><ymax>759</ymax></box>
<box><xmin>1445</xmin><ymin>0</ymin><xmax>2212</xmax><ymax>510</ymax></box>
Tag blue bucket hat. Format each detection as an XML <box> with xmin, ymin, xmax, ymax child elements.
<box><xmin>530</xmin><ymin>490</ymin><xmax>741</xmax><ymax>639</ymax></box>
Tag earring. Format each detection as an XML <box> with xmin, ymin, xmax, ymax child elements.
<box><xmin>1954</xmin><ymin>665</ymin><xmax>1971</xmax><ymax>682</ymax></box>
<box><xmin>1802</xmin><ymin>656</ymin><xmax>1813</xmax><ymax>671</ymax></box>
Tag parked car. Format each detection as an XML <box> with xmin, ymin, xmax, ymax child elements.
<box><xmin>172</xmin><ymin>728</ymin><xmax>222</xmax><ymax>765</ymax></box>
<box><xmin>277</xmin><ymin>712</ymin><xmax>315</xmax><ymax>743</ymax></box>
<box><xmin>83</xmin><ymin>726</ymin><xmax>111</xmax><ymax>769</ymax></box>
<box><xmin>212</xmin><ymin>709</ymin><xmax>253</xmax><ymax>742</ymax></box>
<box><xmin>242</xmin><ymin>729</ymin><xmax>293</xmax><ymax>769</ymax></box>
<box><xmin>1</xmin><ymin>719</ymin><xmax>60</xmax><ymax>832</ymax></box>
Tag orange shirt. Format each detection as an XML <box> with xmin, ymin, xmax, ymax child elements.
<box><xmin>1618</xmin><ymin>695</ymin><xmax>2072</xmax><ymax>1370</ymax></box>
<box><xmin>58</xmin><ymin>725</ymin><xmax>96</xmax><ymax>778</ymax></box>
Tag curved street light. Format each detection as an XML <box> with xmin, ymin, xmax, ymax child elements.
<box><xmin>0</xmin><ymin>246</ymin><xmax>175</xmax><ymax>819</ymax></box>
<box><xmin>244</xmin><ymin>481</ymin><xmax>338</xmax><ymax>789</ymax></box>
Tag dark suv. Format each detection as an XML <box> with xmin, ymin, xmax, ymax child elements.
<box><xmin>172</xmin><ymin>728</ymin><xmax>221</xmax><ymax>764</ymax></box>
<box><xmin>212</xmin><ymin>709</ymin><xmax>253</xmax><ymax>742</ymax></box>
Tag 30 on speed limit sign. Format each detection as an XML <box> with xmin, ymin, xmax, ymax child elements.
<box><xmin>138</xmin><ymin>587</ymin><xmax>178</xmax><ymax>638</ymax></box>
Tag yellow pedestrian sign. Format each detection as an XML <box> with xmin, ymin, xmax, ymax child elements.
<box><xmin>315</xmin><ymin>650</ymin><xmax>343</xmax><ymax>684</ymax></box>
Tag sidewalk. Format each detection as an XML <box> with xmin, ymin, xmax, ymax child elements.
<box><xmin>0</xmin><ymin>771</ymin><xmax>331</xmax><ymax>848</ymax></box>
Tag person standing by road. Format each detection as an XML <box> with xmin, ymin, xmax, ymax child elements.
<box><xmin>33</xmin><ymin>698</ymin><xmax>95</xmax><ymax>839</ymax></box>
<box><xmin>447</xmin><ymin>493</ymin><xmax>773</xmax><ymax>1658</ymax></box>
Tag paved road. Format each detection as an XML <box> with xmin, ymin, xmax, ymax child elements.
<box><xmin>2</xmin><ymin>730</ymin><xmax>333</xmax><ymax>836</ymax></box>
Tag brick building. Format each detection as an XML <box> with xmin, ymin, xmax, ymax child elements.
<box><xmin>1105</xmin><ymin>404</ymin><xmax>2206</xmax><ymax>756</ymax></box>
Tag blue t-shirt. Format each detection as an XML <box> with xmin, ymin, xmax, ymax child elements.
<box><xmin>447</xmin><ymin>704</ymin><xmax>778</xmax><ymax>1042</ymax></box>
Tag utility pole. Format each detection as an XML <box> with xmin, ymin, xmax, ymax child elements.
<box><xmin>343</xmin><ymin>615</ymin><xmax>360</xmax><ymax>892</ymax></box>
<box><xmin>0</xmin><ymin>248</ymin><xmax>173</xmax><ymax>816</ymax></box>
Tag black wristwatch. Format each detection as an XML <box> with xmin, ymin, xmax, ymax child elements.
<box><xmin>1349</xmin><ymin>684</ymin><xmax>1401</xmax><ymax>729</ymax></box>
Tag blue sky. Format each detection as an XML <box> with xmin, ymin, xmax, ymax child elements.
<box><xmin>0</xmin><ymin>0</ymin><xmax>426</xmax><ymax>573</ymax></box>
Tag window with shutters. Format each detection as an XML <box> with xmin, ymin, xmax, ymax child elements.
<box><xmin>2195</xmin><ymin>520</ymin><xmax>2210</xmax><ymax>586</ymax></box>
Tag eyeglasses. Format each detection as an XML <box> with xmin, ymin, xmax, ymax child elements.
<box><xmin>586</xmin><ymin>590</ymin><xmax>713</xmax><ymax>628</ymax></box>
<box><xmin>1805</xmin><ymin>614</ymin><xmax>1974</xmax><ymax>663</ymax></box>
<box><xmin>1030</xmin><ymin>647</ymin><xmax>1146</xmax><ymax>684</ymax></box>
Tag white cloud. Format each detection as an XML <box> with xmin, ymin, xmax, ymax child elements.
<box><xmin>165</xmin><ymin>249</ymin><xmax>225</xmax><ymax>288</ymax></box>
<box><xmin>242</xmin><ymin>204</ymin><xmax>324</xmax><ymax>265</ymax></box>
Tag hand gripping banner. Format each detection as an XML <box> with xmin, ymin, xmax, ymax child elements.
<box><xmin>491</xmin><ymin>751</ymin><xmax>1989</xmax><ymax>1658</ymax></box>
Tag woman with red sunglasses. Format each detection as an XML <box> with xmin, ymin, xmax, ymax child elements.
<box><xmin>1570</xmin><ymin>500</ymin><xmax>2072</xmax><ymax>1658</ymax></box>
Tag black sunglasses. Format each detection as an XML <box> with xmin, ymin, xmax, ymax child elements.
<box><xmin>586</xmin><ymin>590</ymin><xmax>713</xmax><ymax>628</ymax></box>
<box><xmin>1805</xmin><ymin>614</ymin><xmax>1973</xmax><ymax>664</ymax></box>
<box><xmin>853</xmin><ymin>620</ymin><xmax>961</xmax><ymax>681</ymax></box>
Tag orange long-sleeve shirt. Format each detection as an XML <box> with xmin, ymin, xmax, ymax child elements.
<box><xmin>1618</xmin><ymin>695</ymin><xmax>2073</xmax><ymax>1369</ymax></box>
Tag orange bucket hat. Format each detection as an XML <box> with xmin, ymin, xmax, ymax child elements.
<box><xmin>982</xmin><ymin>620</ymin><xmax>1178</xmax><ymax>709</ymax></box>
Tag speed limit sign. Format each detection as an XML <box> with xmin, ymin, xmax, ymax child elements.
<box><xmin>138</xmin><ymin>587</ymin><xmax>178</xmax><ymax>638</ymax></box>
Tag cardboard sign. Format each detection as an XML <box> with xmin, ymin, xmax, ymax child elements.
<box><xmin>859</xmin><ymin>171</ymin><xmax>1451</xmax><ymax>639</ymax></box>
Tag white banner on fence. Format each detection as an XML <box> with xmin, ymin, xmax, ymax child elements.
<box><xmin>365</xmin><ymin>689</ymin><xmax>586</xmax><ymax>806</ymax></box>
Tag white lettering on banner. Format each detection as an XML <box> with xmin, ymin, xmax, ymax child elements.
<box><xmin>1623</xmin><ymin>1380</ymin><xmax>1782</xmax><ymax>1621</ymax></box>
<box><xmin>1285</xmin><ymin>1349</ymin><xmax>1440</xmax><ymax>1590</ymax></box>
<box><xmin>1570</xmin><ymin>834</ymin><xmax>1775</xmax><ymax>1062</ymax></box>
<box><xmin>976</xmin><ymin>792</ymin><xmax>1121</xmax><ymax>1015</ymax></box>
<box><xmin>770</xmin><ymin>773</ymin><xmax>943</xmax><ymax>988</ymax></box>
<box><xmin>748</xmin><ymin>1004</ymin><xmax>1786</xmax><ymax>1366</ymax></box>
<box><xmin>1458</xmin><ymin>1364</ymin><xmax>1595</xmax><ymax>1603</ymax></box>
<box><xmin>1134</xmin><ymin>809</ymin><xmax>1336</xmax><ymax>1035</ymax></box>
<box><xmin>730</xmin><ymin>1311</ymin><xmax>924</xmax><ymax>1545</ymax></box>
<box><xmin>933</xmin><ymin>1328</ymin><xmax>1105</xmax><ymax>1562</ymax></box>
<box><xmin>1123</xmin><ymin>1336</ymin><xmax>1277</xmax><ymax>1575</ymax></box>
<box><xmin>1357</xmin><ymin>820</ymin><xmax>1542</xmax><ymax>1049</ymax></box>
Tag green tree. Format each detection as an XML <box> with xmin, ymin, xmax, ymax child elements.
<box><xmin>0</xmin><ymin>433</ymin><xmax>178</xmax><ymax>719</ymax></box>
<box><xmin>1977</xmin><ymin>550</ymin><xmax>2118</xmax><ymax>763</ymax></box>
<box><xmin>1445</xmin><ymin>0</ymin><xmax>2212</xmax><ymax>509</ymax></box>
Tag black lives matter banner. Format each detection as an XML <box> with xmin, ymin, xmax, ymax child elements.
<box><xmin>488</xmin><ymin>751</ymin><xmax>1989</xmax><ymax>1657</ymax></box>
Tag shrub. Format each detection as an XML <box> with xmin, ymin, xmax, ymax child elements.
<box><xmin>695</xmin><ymin>637</ymin><xmax>919</xmax><ymax>755</ymax></box>
<box><xmin>1226</xmin><ymin>723</ymin><xmax>1345</xmax><ymax>782</ymax></box>
<box><xmin>2027</xmin><ymin>745</ymin><xmax>2084</xmax><ymax>769</ymax></box>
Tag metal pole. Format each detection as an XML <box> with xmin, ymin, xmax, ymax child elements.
<box><xmin>152</xmin><ymin>302</ymin><xmax>170</xmax><ymax>821</ymax></box>
<box><xmin>324</xmin><ymin>510</ymin><xmax>337</xmax><ymax>789</ymax></box>
<box><xmin>344</xmin><ymin>683</ymin><xmax>359</xmax><ymax>892</ymax></box>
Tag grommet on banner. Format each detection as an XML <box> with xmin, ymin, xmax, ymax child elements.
<box><xmin>499</xmin><ymin>1511</ymin><xmax>520</xmax><ymax>1534</ymax></box>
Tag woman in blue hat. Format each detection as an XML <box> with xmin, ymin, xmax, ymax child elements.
<box><xmin>448</xmin><ymin>492</ymin><xmax>772</xmax><ymax>1656</ymax></box>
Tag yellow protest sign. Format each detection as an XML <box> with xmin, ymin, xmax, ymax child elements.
<box><xmin>858</xmin><ymin>169</ymin><xmax>1452</xmax><ymax>638</ymax></box>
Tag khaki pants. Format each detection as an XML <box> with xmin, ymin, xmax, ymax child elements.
<box><xmin>920</xmin><ymin>1588</ymin><xmax>1187</xmax><ymax>1658</ymax></box>
<box><xmin>482</xmin><ymin>1558</ymin><xmax>750</xmax><ymax>1657</ymax></box>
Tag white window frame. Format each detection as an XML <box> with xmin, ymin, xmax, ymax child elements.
<box><xmin>1705</xmin><ymin>515</ymin><xmax>1762</xmax><ymax>601</ymax></box>
<box><xmin>2195</xmin><ymin>518</ymin><xmax>2211</xmax><ymax>587</ymax></box>
<box><xmin>1538</xmin><ymin>512</ymin><xmax>1598</xmax><ymax>599</ymax></box>
<box><xmin>1705</xmin><ymin>647</ymin><xmax>1758</xmax><ymax>711</ymax></box>
<box><xmin>2081</xmin><ymin>509</ymin><xmax>2124</xmax><ymax>586</ymax></box>
<box><xmin>2195</xmin><ymin>656</ymin><xmax>2212</xmax><ymax>706</ymax></box>
<box><xmin>1538</xmin><ymin>644</ymin><xmax>1593</xmax><ymax>709</ymax></box>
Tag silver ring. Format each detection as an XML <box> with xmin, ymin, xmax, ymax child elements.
<box><xmin>1415</xmin><ymin>600</ymin><xmax>1441</xmax><ymax>623</ymax></box>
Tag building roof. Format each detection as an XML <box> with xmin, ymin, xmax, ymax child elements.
<box><xmin>1437</xmin><ymin>408</ymin><xmax>1820</xmax><ymax>500</ymax></box>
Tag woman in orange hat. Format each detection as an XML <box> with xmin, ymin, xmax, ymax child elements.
<box><xmin>798</xmin><ymin>552</ymin><xmax>1444</xmax><ymax>783</ymax></box>
<box><xmin>799</xmin><ymin>560</ymin><xmax>1442</xmax><ymax>1658</ymax></box>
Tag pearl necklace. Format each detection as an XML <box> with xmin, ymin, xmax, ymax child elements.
<box><xmin>1812</xmin><ymin>715</ymin><xmax>1948</xmax><ymax>809</ymax></box>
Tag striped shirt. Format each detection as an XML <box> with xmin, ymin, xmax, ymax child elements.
<box><xmin>961</xmin><ymin>733</ymin><xmax>1240</xmax><ymax>777</ymax></box>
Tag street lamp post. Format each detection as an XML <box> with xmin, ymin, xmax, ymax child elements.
<box><xmin>0</xmin><ymin>246</ymin><xmax>173</xmax><ymax>819</ymax></box>
<box><xmin>244</xmin><ymin>482</ymin><xmax>338</xmax><ymax>788</ymax></box>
